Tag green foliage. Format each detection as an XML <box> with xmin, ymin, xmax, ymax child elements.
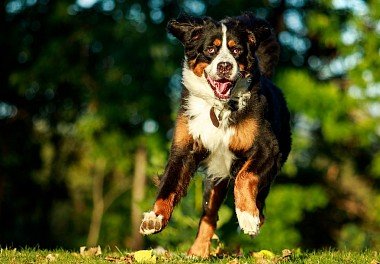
<box><xmin>370</xmin><ymin>153</ymin><xmax>380</xmax><ymax>179</ymax></box>
<box><xmin>1</xmin><ymin>0</ymin><xmax>380</xmax><ymax>253</ymax></box>
<box><xmin>276</xmin><ymin>69</ymin><xmax>376</xmax><ymax>147</ymax></box>
<box><xmin>257</xmin><ymin>185</ymin><xmax>327</xmax><ymax>249</ymax></box>
<box><xmin>220</xmin><ymin>185</ymin><xmax>328</xmax><ymax>253</ymax></box>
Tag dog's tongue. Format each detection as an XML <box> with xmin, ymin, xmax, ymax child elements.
<box><xmin>207</xmin><ymin>76</ymin><xmax>233</xmax><ymax>99</ymax></box>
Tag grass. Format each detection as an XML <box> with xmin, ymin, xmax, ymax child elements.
<box><xmin>0</xmin><ymin>247</ymin><xmax>378</xmax><ymax>264</ymax></box>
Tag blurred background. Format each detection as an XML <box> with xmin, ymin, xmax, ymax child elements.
<box><xmin>1</xmin><ymin>0</ymin><xmax>379</xmax><ymax>253</ymax></box>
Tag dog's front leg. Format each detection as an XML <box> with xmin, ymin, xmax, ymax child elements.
<box><xmin>233</xmin><ymin>159</ymin><xmax>262</xmax><ymax>236</ymax></box>
<box><xmin>140</xmin><ymin>113</ymin><xmax>206</xmax><ymax>235</ymax></box>
<box><xmin>139</xmin><ymin>150</ymin><xmax>199</xmax><ymax>235</ymax></box>
<box><xmin>233</xmin><ymin>148</ymin><xmax>280</xmax><ymax>236</ymax></box>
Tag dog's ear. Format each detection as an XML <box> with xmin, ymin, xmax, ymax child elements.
<box><xmin>167</xmin><ymin>13</ymin><xmax>210</xmax><ymax>45</ymax></box>
<box><xmin>236</xmin><ymin>12</ymin><xmax>272</xmax><ymax>46</ymax></box>
<box><xmin>237</xmin><ymin>12</ymin><xmax>280</xmax><ymax>78</ymax></box>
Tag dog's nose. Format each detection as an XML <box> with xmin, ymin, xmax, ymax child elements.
<box><xmin>217</xmin><ymin>62</ymin><xmax>233</xmax><ymax>76</ymax></box>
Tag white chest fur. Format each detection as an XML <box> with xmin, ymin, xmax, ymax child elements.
<box><xmin>186</xmin><ymin>95</ymin><xmax>236</xmax><ymax>181</ymax></box>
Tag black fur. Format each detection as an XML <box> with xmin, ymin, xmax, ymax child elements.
<box><xmin>141</xmin><ymin>11</ymin><xmax>291</xmax><ymax>257</ymax></box>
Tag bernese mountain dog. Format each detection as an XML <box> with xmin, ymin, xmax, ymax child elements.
<box><xmin>140</xmin><ymin>12</ymin><xmax>291</xmax><ymax>258</ymax></box>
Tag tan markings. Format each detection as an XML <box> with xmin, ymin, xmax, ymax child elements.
<box><xmin>228</xmin><ymin>39</ymin><xmax>237</xmax><ymax>47</ymax></box>
<box><xmin>187</xmin><ymin>218</ymin><xmax>213</xmax><ymax>257</ymax></box>
<box><xmin>173</xmin><ymin>114</ymin><xmax>192</xmax><ymax>148</ymax></box>
<box><xmin>153</xmin><ymin>194</ymin><xmax>175</xmax><ymax>224</ymax></box>
<box><xmin>234</xmin><ymin>160</ymin><xmax>260</xmax><ymax>214</ymax></box>
<box><xmin>188</xmin><ymin>59</ymin><xmax>196</xmax><ymax>68</ymax></box>
<box><xmin>239</xmin><ymin>63</ymin><xmax>245</xmax><ymax>72</ymax></box>
<box><xmin>229</xmin><ymin>118</ymin><xmax>259</xmax><ymax>153</ymax></box>
<box><xmin>213</xmin><ymin>38</ymin><xmax>222</xmax><ymax>47</ymax></box>
<box><xmin>193</xmin><ymin>62</ymin><xmax>209</xmax><ymax>77</ymax></box>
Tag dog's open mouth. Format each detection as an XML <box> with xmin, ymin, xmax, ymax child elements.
<box><xmin>206</xmin><ymin>74</ymin><xmax>235</xmax><ymax>100</ymax></box>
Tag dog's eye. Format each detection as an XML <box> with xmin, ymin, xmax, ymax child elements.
<box><xmin>207</xmin><ymin>47</ymin><xmax>216</xmax><ymax>55</ymax></box>
<box><xmin>231</xmin><ymin>47</ymin><xmax>241</xmax><ymax>55</ymax></box>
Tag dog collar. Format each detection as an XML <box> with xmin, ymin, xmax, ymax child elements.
<box><xmin>210</xmin><ymin>106</ymin><xmax>220</xmax><ymax>127</ymax></box>
<box><xmin>209</xmin><ymin>75</ymin><xmax>252</xmax><ymax>128</ymax></box>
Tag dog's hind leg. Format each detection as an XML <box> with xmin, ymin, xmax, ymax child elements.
<box><xmin>188</xmin><ymin>179</ymin><xmax>229</xmax><ymax>258</ymax></box>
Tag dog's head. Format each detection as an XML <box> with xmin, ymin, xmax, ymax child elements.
<box><xmin>167</xmin><ymin>12</ymin><xmax>279</xmax><ymax>100</ymax></box>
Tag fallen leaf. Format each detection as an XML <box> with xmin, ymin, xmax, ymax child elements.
<box><xmin>105</xmin><ymin>255</ymin><xmax>134</xmax><ymax>263</ymax></box>
<box><xmin>212</xmin><ymin>233</ymin><xmax>219</xmax><ymax>240</ymax></box>
<box><xmin>46</xmin><ymin>253</ymin><xmax>57</xmax><ymax>262</ymax></box>
<box><xmin>134</xmin><ymin>250</ymin><xmax>157</xmax><ymax>263</ymax></box>
<box><xmin>152</xmin><ymin>246</ymin><xmax>166</xmax><ymax>256</ymax></box>
<box><xmin>209</xmin><ymin>240</ymin><xmax>226</xmax><ymax>257</ymax></box>
<box><xmin>252</xmin><ymin>250</ymin><xmax>275</xmax><ymax>259</ymax></box>
<box><xmin>79</xmin><ymin>245</ymin><xmax>102</xmax><ymax>257</ymax></box>
<box><xmin>281</xmin><ymin>249</ymin><xmax>292</xmax><ymax>258</ymax></box>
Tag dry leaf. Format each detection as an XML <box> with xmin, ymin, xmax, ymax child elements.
<box><xmin>105</xmin><ymin>255</ymin><xmax>134</xmax><ymax>263</ymax></box>
<box><xmin>152</xmin><ymin>246</ymin><xmax>167</xmax><ymax>256</ymax></box>
<box><xmin>46</xmin><ymin>253</ymin><xmax>57</xmax><ymax>262</ymax></box>
<box><xmin>212</xmin><ymin>233</ymin><xmax>219</xmax><ymax>240</ymax></box>
<box><xmin>234</xmin><ymin>246</ymin><xmax>243</xmax><ymax>257</ymax></box>
<box><xmin>281</xmin><ymin>249</ymin><xmax>292</xmax><ymax>258</ymax></box>
<box><xmin>79</xmin><ymin>245</ymin><xmax>102</xmax><ymax>257</ymax></box>
<box><xmin>211</xmin><ymin>243</ymin><xmax>229</xmax><ymax>257</ymax></box>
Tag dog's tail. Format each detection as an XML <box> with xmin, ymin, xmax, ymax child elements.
<box><xmin>236</xmin><ymin>12</ymin><xmax>280</xmax><ymax>78</ymax></box>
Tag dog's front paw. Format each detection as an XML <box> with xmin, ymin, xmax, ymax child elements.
<box><xmin>139</xmin><ymin>211</ymin><xmax>164</xmax><ymax>235</ymax></box>
<box><xmin>236</xmin><ymin>208</ymin><xmax>260</xmax><ymax>236</ymax></box>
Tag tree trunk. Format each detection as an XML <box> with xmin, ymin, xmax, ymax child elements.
<box><xmin>126</xmin><ymin>146</ymin><xmax>147</xmax><ymax>250</ymax></box>
<box><xmin>86</xmin><ymin>159</ymin><xmax>106</xmax><ymax>247</ymax></box>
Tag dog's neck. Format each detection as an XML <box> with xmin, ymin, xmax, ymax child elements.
<box><xmin>182</xmin><ymin>66</ymin><xmax>260</xmax><ymax>128</ymax></box>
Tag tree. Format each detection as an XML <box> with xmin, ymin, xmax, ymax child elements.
<box><xmin>1</xmin><ymin>0</ymin><xmax>379</xmax><ymax>251</ymax></box>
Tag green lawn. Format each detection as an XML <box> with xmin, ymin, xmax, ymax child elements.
<box><xmin>0</xmin><ymin>248</ymin><xmax>378</xmax><ymax>264</ymax></box>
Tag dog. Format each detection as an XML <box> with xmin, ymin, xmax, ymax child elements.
<box><xmin>140</xmin><ymin>12</ymin><xmax>291</xmax><ymax>258</ymax></box>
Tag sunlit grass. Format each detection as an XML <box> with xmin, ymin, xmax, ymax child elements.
<box><xmin>0</xmin><ymin>247</ymin><xmax>378</xmax><ymax>263</ymax></box>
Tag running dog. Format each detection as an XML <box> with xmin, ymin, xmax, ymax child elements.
<box><xmin>140</xmin><ymin>12</ymin><xmax>291</xmax><ymax>258</ymax></box>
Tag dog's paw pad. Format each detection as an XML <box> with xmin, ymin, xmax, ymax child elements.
<box><xmin>236</xmin><ymin>208</ymin><xmax>260</xmax><ymax>237</ymax></box>
<box><xmin>140</xmin><ymin>211</ymin><xmax>164</xmax><ymax>235</ymax></box>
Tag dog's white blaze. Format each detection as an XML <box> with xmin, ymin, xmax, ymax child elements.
<box><xmin>220</xmin><ymin>24</ymin><xmax>232</xmax><ymax>60</ymax></box>
<box><xmin>181</xmin><ymin>24</ymin><xmax>240</xmax><ymax>182</ymax></box>
<box><xmin>205</xmin><ymin>24</ymin><xmax>239</xmax><ymax>80</ymax></box>
<box><xmin>186</xmin><ymin>94</ymin><xmax>235</xmax><ymax>181</ymax></box>
<box><xmin>235</xmin><ymin>208</ymin><xmax>261</xmax><ymax>236</ymax></box>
